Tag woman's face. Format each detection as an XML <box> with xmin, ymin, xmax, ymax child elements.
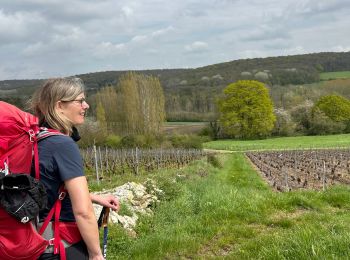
<box><xmin>57</xmin><ymin>93</ymin><xmax>89</xmax><ymax>126</ymax></box>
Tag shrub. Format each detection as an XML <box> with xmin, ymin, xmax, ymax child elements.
<box><xmin>206</xmin><ymin>153</ymin><xmax>222</xmax><ymax>168</ymax></box>
<box><xmin>167</xmin><ymin>135</ymin><xmax>205</xmax><ymax>149</ymax></box>
<box><xmin>78</xmin><ymin>119</ymin><xmax>107</xmax><ymax>147</ymax></box>
<box><xmin>272</xmin><ymin>108</ymin><xmax>296</xmax><ymax>136</ymax></box>
<box><xmin>104</xmin><ymin>134</ymin><xmax>122</xmax><ymax>148</ymax></box>
<box><xmin>308</xmin><ymin>108</ymin><xmax>345</xmax><ymax>135</ymax></box>
<box><xmin>290</xmin><ymin>101</ymin><xmax>313</xmax><ymax>134</ymax></box>
<box><xmin>118</xmin><ymin>203</ymin><xmax>133</xmax><ymax>217</ymax></box>
<box><xmin>118</xmin><ymin>134</ymin><xmax>165</xmax><ymax>148</ymax></box>
<box><xmin>119</xmin><ymin>135</ymin><xmax>139</xmax><ymax>148</ymax></box>
<box><xmin>198</xmin><ymin>121</ymin><xmax>221</xmax><ymax>140</ymax></box>
<box><xmin>142</xmin><ymin>134</ymin><xmax>165</xmax><ymax>148</ymax></box>
<box><xmin>120</xmin><ymin>135</ymin><xmax>148</xmax><ymax>148</ymax></box>
<box><xmin>198</xmin><ymin>126</ymin><xmax>213</xmax><ymax>137</ymax></box>
<box><xmin>156</xmin><ymin>175</ymin><xmax>182</xmax><ymax>201</ymax></box>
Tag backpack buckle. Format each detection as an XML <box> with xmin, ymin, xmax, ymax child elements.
<box><xmin>3</xmin><ymin>161</ymin><xmax>9</xmax><ymax>176</ymax></box>
<box><xmin>48</xmin><ymin>238</ymin><xmax>55</xmax><ymax>246</ymax></box>
<box><xmin>58</xmin><ymin>191</ymin><xmax>66</xmax><ymax>200</ymax></box>
<box><xmin>28</xmin><ymin>129</ymin><xmax>35</xmax><ymax>142</ymax></box>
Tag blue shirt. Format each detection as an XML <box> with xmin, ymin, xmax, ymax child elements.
<box><xmin>32</xmin><ymin>135</ymin><xmax>85</xmax><ymax>222</ymax></box>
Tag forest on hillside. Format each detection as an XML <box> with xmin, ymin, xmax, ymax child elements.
<box><xmin>1</xmin><ymin>51</ymin><xmax>350</xmax><ymax>122</ymax></box>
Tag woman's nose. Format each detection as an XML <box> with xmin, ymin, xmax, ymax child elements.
<box><xmin>83</xmin><ymin>101</ymin><xmax>89</xmax><ymax>109</ymax></box>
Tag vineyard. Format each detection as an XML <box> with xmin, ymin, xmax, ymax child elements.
<box><xmin>81</xmin><ymin>147</ymin><xmax>206</xmax><ymax>179</ymax></box>
<box><xmin>246</xmin><ymin>148</ymin><xmax>350</xmax><ymax>191</ymax></box>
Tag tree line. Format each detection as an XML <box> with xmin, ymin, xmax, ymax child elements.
<box><xmin>84</xmin><ymin>74</ymin><xmax>350</xmax><ymax>142</ymax></box>
<box><xmin>213</xmin><ymin>79</ymin><xmax>350</xmax><ymax>139</ymax></box>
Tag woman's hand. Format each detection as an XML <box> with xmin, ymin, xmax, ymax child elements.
<box><xmin>89</xmin><ymin>253</ymin><xmax>105</xmax><ymax>260</ymax></box>
<box><xmin>90</xmin><ymin>194</ymin><xmax>120</xmax><ymax>212</ymax></box>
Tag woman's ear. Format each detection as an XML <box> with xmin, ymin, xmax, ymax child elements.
<box><xmin>55</xmin><ymin>100</ymin><xmax>64</xmax><ymax>114</ymax></box>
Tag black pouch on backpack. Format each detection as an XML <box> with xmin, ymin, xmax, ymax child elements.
<box><xmin>0</xmin><ymin>173</ymin><xmax>47</xmax><ymax>223</ymax></box>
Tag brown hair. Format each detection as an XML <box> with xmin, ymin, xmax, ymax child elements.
<box><xmin>31</xmin><ymin>77</ymin><xmax>85</xmax><ymax>135</ymax></box>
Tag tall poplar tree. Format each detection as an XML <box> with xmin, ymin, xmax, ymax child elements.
<box><xmin>117</xmin><ymin>72</ymin><xmax>165</xmax><ymax>135</ymax></box>
<box><xmin>96</xmin><ymin>101</ymin><xmax>107</xmax><ymax>135</ymax></box>
<box><xmin>95</xmin><ymin>86</ymin><xmax>118</xmax><ymax>132</ymax></box>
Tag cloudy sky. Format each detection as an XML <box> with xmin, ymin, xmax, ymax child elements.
<box><xmin>1</xmin><ymin>0</ymin><xmax>350</xmax><ymax>80</ymax></box>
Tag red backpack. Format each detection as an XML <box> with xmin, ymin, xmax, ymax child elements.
<box><xmin>0</xmin><ymin>101</ymin><xmax>81</xmax><ymax>260</ymax></box>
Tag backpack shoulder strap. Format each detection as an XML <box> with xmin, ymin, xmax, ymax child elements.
<box><xmin>37</xmin><ymin>127</ymin><xmax>65</xmax><ymax>141</ymax></box>
<box><xmin>33</xmin><ymin>128</ymin><xmax>65</xmax><ymax>180</ymax></box>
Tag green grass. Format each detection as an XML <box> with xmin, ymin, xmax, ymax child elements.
<box><xmin>164</xmin><ymin>121</ymin><xmax>207</xmax><ymax>126</ymax></box>
<box><xmin>204</xmin><ymin>134</ymin><xmax>350</xmax><ymax>152</ymax></box>
<box><xmin>320</xmin><ymin>71</ymin><xmax>350</xmax><ymax>80</ymax></box>
<box><xmin>101</xmin><ymin>154</ymin><xmax>350</xmax><ymax>259</ymax></box>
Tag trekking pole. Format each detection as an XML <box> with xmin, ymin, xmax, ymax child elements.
<box><xmin>102</xmin><ymin>207</ymin><xmax>110</xmax><ymax>259</ymax></box>
<box><xmin>98</xmin><ymin>207</ymin><xmax>110</xmax><ymax>259</ymax></box>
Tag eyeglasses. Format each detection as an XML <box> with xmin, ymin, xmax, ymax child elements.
<box><xmin>61</xmin><ymin>98</ymin><xmax>87</xmax><ymax>105</ymax></box>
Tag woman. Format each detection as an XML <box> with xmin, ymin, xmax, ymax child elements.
<box><xmin>31</xmin><ymin>77</ymin><xmax>119</xmax><ymax>260</ymax></box>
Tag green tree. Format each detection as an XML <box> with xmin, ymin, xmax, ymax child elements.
<box><xmin>314</xmin><ymin>95</ymin><xmax>350</xmax><ymax>122</ymax></box>
<box><xmin>218</xmin><ymin>80</ymin><xmax>276</xmax><ymax>139</ymax></box>
<box><xmin>96</xmin><ymin>101</ymin><xmax>107</xmax><ymax>135</ymax></box>
<box><xmin>116</xmin><ymin>72</ymin><xmax>166</xmax><ymax>135</ymax></box>
<box><xmin>95</xmin><ymin>86</ymin><xmax>118</xmax><ymax>132</ymax></box>
<box><xmin>95</xmin><ymin>86</ymin><xmax>118</xmax><ymax>121</ymax></box>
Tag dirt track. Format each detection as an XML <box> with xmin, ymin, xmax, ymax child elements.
<box><xmin>203</xmin><ymin>149</ymin><xmax>234</xmax><ymax>154</ymax></box>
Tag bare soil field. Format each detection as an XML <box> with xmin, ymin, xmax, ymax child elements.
<box><xmin>246</xmin><ymin>149</ymin><xmax>350</xmax><ymax>191</ymax></box>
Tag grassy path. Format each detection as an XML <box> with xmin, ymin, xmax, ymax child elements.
<box><xmin>106</xmin><ymin>154</ymin><xmax>350</xmax><ymax>259</ymax></box>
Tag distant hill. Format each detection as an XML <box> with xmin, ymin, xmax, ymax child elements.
<box><xmin>1</xmin><ymin>51</ymin><xmax>350</xmax><ymax>93</ymax></box>
<box><xmin>1</xmin><ymin>51</ymin><xmax>350</xmax><ymax>120</ymax></box>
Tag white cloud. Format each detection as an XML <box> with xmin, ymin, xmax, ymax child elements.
<box><xmin>151</xmin><ymin>26</ymin><xmax>175</xmax><ymax>37</ymax></box>
<box><xmin>131</xmin><ymin>35</ymin><xmax>148</xmax><ymax>43</ymax></box>
<box><xmin>93</xmin><ymin>41</ymin><xmax>126</xmax><ymax>58</ymax></box>
<box><xmin>185</xmin><ymin>41</ymin><xmax>209</xmax><ymax>53</ymax></box>
<box><xmin>243</xmin><ymin>25</ymin><xmax>290</xmax><ymax>42</ymax></box>
<box><xmin>331</xmin><ymin>45</ymin><xmax>350</xmax><ymax>52</ymax></box>
<box><xmin>0</xmin><ymin>9</ymin><xmax>45</xmax><ymax>45</ymax></box>
<box><xmin>21</xmin><ymin>26</ymin><xmax>87</xmax><ymax>57</ymax></box>
<box><xmin>1</xmin><ymin>0</ymin><xmax>350</xmax><ymax>79</ymax></box>
<box><xmin>146</xmin><ymin>48</ymin><xmax>159</xmax><ymax>54</ymax></box>
<box><xmin>22</xmin><ymin>42</ymin><xmax>45</xmax><ymax>56</ymax></box>
<box><xmin>131</xmin><ymin>26</ymin><xmax>175</xmax><ymax>44</ymax></box>
<box><xmin>122</xmin><ymin>6</ymin><xmax>134</xmax><ymax>18</ymax></box>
